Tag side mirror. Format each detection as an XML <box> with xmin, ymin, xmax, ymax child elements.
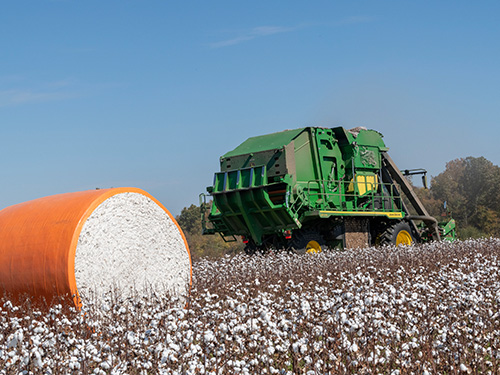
<box><xmin>422</xmin><ymin>174</ymin><xmax>428</xmax><ymax>189</ymax></box>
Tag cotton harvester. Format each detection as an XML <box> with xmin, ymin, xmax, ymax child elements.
<box><xmin>201</xmin><ymin>126</ymin><xmax>456</xmax><ymax>253</ymax></box>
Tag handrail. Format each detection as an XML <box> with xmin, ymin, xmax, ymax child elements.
<box><xmin>303</xmin><ymin>178</ymin><xmax>404</xmax><ymax>214</ymax></box>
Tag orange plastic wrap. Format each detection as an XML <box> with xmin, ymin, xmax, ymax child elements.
<box><xmin>0</xmin><ymin>188</ymin><xmax>192</xmax><ymax>307</ymax></box>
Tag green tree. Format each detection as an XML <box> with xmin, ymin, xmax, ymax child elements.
<box><xmin>176</xmin><ymin>204</ymin><xmax>202</xmax><ymax>234</ymax></box>
<box><xmin>175</xmin><ymin>204</ymin><xmax>243</xmax><ymax>259</ymax></box>
<box><xmin>429</xmin><ymin>156</ymin><xmax>500</xmax><ymax>238</ymax></box>
<box><xmin>413</xmin><ymin>184</ymin><xmax>444</xmax><ymax>219</ymax></box>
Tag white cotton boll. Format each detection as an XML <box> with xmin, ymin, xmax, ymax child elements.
<box><xmin>6</xmin><ymin>352</ymin><xmax>18</xmax><ymax>364</ymax></box>
<box><xmin>31</xmin><ymin>350</ymin><xmax>44</xmax><ymax>368</ymax></box>
<box><xmin>161</xmin><ymin>349</ymin><xmax>171</xmax><ymax>364</ymax></box>
<box><xmin>218</xmin><ymin>322</ymin><xmax>228</xmax><ymax>333</ymax></box>
<box><xmin>344</xmin><ymin>292</ymin><xmax>354</xmax><ymax>301</ymax></box>
<box><xmin>300</xmin><ymin>300</ymin><xmax>311</xmax><ymax>315</ymax></box>
<box><xmin>118</xmin><ymin>306</ymin><xmax>127</xmax><ymax>315</ymax></box>
<box><xmin>33</xmin><ymin>326</ymin><xmax>45</xmax><ymax>334</ymax></box>
<box><xmin>236</xmin><ymin>304</ymin><xmax>247</xmax><ymax>314</ymax></box>
<box><xmin>204</xmin><ymin>330</ymin><xmax>215</xmax><ymax>343</ymax></box>
<box><xmin>7</xmin><ymin>330</ymin><xmax>23</xmax><ymax>349</ymax></box>
<box><xmin>169</xmin><ymin>342</ymin><xmax>180</xmax><ymax>353</ymax></box>
<box><xmin>247</xmin><ymin>318</ymin><xmax>259</xmax><ymax>332</ymax></box>
<box><xmin>340</xmin><ymin>312</ymin><xmax>347</xmax><ymax>324</ymax></box>
<box><xmin>127</xmin><ymin>332</ymin><xmax>137</xmax><ymax>346</ymax></box>
<box><xmin>234</xmin><ymin>324</ymin><xmax>248</xmax><ymax>334</ymax></box>
<box><xmin>100</xmin><ymin>360</ymin><xmax>111</xmax><ymax>370</ymax></box>
<box><xmin>260</xmin><ymin>311</ymin><xmax>272</xmax><ymax>324</ymax></box>
<box><xmin>68</xmin><ymin>356</ymin><xmax>80</xmax><ymax>370</ymax></box>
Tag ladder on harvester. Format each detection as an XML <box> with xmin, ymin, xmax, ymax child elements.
<box><xmin>199</xmin><ymin>194</ymin><xmax>237</xmax><ymax>242</ymax></box>
<box><xmin>381</xmin><ymin>153</ymin><xmax>441</xmax><ymax>241</ymax></box>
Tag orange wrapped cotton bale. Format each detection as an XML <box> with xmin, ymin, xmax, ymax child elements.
<box><xmin>0</xmin><ymin>188</ymin><xmax>192</xmax><ymax>307</ymax></box>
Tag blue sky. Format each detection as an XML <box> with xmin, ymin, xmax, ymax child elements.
<box><xmin>1</xmin><ymin>1</ymin><xmax>499</xmax><ymax>215</ymax></box>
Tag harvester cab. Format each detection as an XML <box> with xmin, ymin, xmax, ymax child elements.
<box><xmin>200</xmin><ymin>126</ymin><xmax>456</xmax><ymax>253</ymax></box>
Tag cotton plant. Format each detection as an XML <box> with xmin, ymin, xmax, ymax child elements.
<box><xmin>0</xmin><ymin>238</ymin><xmax>499</xmax><ymax>374</ymax></box>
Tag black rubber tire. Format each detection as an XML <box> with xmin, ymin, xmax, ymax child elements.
<box><xmin>290</xmin><ymin>229</ymin><xmax>326</xmax><ymax>254</ymax></box>
<box><xmin>244</xmin><ymin>245</ymin><xmax>256</xmax><ymax>255</ymax></box>
<box><xmin>378</xmin><ymin>221</ymin><xmax>414</xmax><ymax>246</ymax></box>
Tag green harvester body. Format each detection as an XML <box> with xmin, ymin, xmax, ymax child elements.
<box><xmin>201</xmin><ymin>127</ymin><xmax>455</xmax><ymax>251</ymax></box>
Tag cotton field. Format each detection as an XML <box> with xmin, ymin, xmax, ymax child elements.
<box><xmin>1</xmin><ymin>239</ymin><xmax>500</xmax><ymax>374</ymax></box>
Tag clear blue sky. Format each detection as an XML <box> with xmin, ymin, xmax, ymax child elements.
<box><xmin>1</xmin><ymin>1</ymin><xmax>499</xmax><ymax>215</ymax></box>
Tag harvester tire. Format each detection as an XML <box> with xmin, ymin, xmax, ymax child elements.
<box><xmin>378</xmin><ymin>221</ymin><xmax>414</xmax><ymax>246</ymax></box>
<box><xmin>290</xmin><ymin>230</ymin><xmax>326</xmax><ymax>254</ymax></box>
<box><xmin>244</xmin><ymin>244</ymin><xmax>257</xmax><ymax>256</ymax></box>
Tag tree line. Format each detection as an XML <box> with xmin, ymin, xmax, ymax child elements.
<box><xmin>416</xmin><ymin>156</ymin><xmax>500</xmax><ymax>239</ymax></box>
<box><xmin>177</xmin><ymin>156</ymin><xmax>500</xmax><ymax>258</ymax></box>
<box><xmin>175</xmin><ymin>203</ymin><xmax>244</xmax><ymax>259</ymax></box>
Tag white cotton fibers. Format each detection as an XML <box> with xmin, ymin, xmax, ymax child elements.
<box><xmin>74</xmin><ymin>192</ymin><xmax>190</xmax><ymax>300</ymax></box>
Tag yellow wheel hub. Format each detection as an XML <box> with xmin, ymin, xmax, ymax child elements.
<box><xmin>306</xmin><ymin>240</ymin><xmax>322</xmax><ymax>254</ymax></box>
<box><xmin>396</xmin><ymin>230</ymin><xmax>412</xmax><ymax>246</ymax></box>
